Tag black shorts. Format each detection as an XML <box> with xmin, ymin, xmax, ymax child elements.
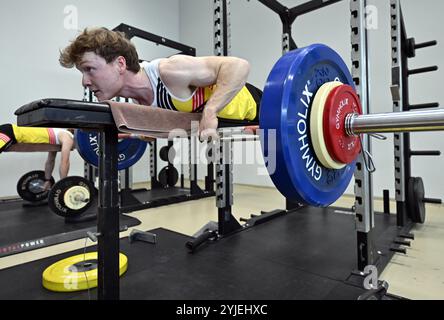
<box><xmin>245</xmin><ymin>83</ymin><xmax>262</xmax><ymax>122</ymax></box>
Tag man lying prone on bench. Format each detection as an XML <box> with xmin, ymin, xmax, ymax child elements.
<box><xmin>60</xmin><ymin>27</ymin><xmax>261</xmax><ymax>139</ymax></box>
<box><xmin>0</xmin><ymin>124</ymin><xmax>74</xmax><ymax>191</ymax></box>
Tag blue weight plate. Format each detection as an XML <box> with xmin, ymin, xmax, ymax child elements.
<box><xmin>75</xmin><ymin>130</ymin><xmax>147</xmax><ymax>170</ymax></box>
<box><xmin>260</xmin><ymin>44</ymin><xmax>356</xmax><ymax>207</ymax></box>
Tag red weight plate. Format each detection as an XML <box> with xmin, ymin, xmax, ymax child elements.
<box><xmin>323</xmin><ymin>85</ymin><xmax>362</xmax><ymax>164</ymax></box>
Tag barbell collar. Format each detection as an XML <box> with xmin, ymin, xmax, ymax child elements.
<box><xmin>345</xmin><ymin>109</ymin><xmax>444</xmax><ymax>135</ymax></box>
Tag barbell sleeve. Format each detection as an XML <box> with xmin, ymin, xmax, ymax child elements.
<box><xmin>345</xmin><ymin>109</ymin><xmax>444</xmax><ymax>135</ymax></box>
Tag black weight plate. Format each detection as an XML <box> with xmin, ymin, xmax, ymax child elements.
<box><xmin>158</xmin><ymin>167</ymin><xmax>179</xmax><ymax>188</ymax></box>
<box><xmin>159</xmin><ymin>145</ymin><xmax>176</xmax><ymax>162</ymax></box>
<box><xmin>159</xmin><ymin>146</ymin><xmax>169</xmax><ymax>162</ymax></box>
<box><xmin>17</xmin><ymin>170</ymin><xmax>55</xmax><ymax>202</ymax></box>
<box><xmin>407</xmin><ymin>177</ymin><xmax>425</xmax><ymax>224</ymax></box>
<box><xmin>48</xmin><ymin>176</ymin><xmax>95</xmax><ymax>218</ymax></box>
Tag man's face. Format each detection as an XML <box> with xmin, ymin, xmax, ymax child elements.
<box><xmin>77</xmin><ymin>52</ymin><xmax>123</xmax><ymax>101</ymax></box>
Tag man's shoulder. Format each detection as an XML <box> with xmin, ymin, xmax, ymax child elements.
<box><xmin>56</xmin><ymin>129</ymin><xmax>74</xmax><ymax>141</ymax></box>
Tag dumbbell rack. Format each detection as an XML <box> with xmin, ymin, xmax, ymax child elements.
<box><xmin>390</xmin><ymin>0</ymin><xmax>441</xmax><ymax>231</ymax></box>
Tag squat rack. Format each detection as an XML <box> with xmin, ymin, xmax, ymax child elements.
<box><xmin>241</xmin><ymin>0</ymin><xmax>441</xmax><ymax>271</ymax></box>
<box><xmin>235</xmin><ymin>0</ymin><xmax>440</xmax><ymax>272</ymax></box>
<box><xmin>225</xmin><ymin>0</ymin><xmax>378</xmax><ymax>271</ymax></box>
<box><xmin>389</xmin><ymin>0</ymin><xmax>441</xmax><ymax>229</ymax></box>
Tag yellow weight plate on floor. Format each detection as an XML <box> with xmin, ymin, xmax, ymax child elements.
<box><xmin>310</xmin><ymin>81</ymin><xmax>346</xmax><ymax>169</ymax></box>
<box><xmin>42</xmin><ymin>252</ymin><xmax>128</xmax><ymax>292</ymax></box>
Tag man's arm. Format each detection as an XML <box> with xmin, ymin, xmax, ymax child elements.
<box><xmin>58</xmin><ymin>131</ymin><xmax>74</xmax><ymax>179</ymax></box>
<box><xmin>159</xmin><ymin>55</ymin><xmax>250</xmax><ymax>140</ymax></box>
<box><xmin>43</xmin><ymin>151</ymin><xmax>57</xmax><ymax>190</ymax></box>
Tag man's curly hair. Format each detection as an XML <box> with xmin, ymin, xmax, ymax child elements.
<box><xmin>59</xmin><ymin>27</ymin><xmax>140</xmax><ymax>73</ymax></box>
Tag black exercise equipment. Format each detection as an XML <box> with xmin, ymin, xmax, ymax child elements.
<box><xmin>129</xmin><ymin>229</ymin><xmax>157</xmax><ymax>244</ymax></box>
<box><xmin>357</xmin><ymin>281</ymin><xmax>390</xmax><ymax>300</ymax></box>
<box><xmin>114</xmin><ymin>23</ymin><xmax>196</xmax><ymax>57</ymax></box>
<box><xmin>407</xmin><ymin>177</ymin><xmax>442</xmax><ymax>224</ymax></box>
<box><xmin>158</xmin><ymin>166</ymin><xmax>179</xmax><ymax>188</ymax></box>
<box><xmin>118</xmin><ymin>138</ymin><xmax>215</xmax><ymax>212</ymax></box>
<box><xmin>158</xmin><ymin>142</ymin><xmax>179</xmax><ymax>188</ymax></box>
<box><xmin>107</xmin><ymin>24</ymin><xmax>215</xmax><ymax>211</ymax></box>
<box><xmin>159</xmin><ymin>145</ymin><xmax>175</xmax><ymax>162</ymax></box>
<box><xmin>390</xmin><ymin>0</ymin><xmax>440</xmax><ymax>229</ymax></box>
<box><xmin>13</xmin><ymin>98</ymin><xmax>261</xmax><ymax>299</ymax></box>
<box><xmin>15</xmin><ymin>98</ymin><xmax>122</xmax><ymax>300</ymax></box>
<box><xmin>48</xmin><ymin>176</ymin><xmax>96</xmax><ymax>219</ymax></box>
<box><xmin>16</xmin><ymin>170</ymin><xmax>54</xmax><ymax>203</ymax></box>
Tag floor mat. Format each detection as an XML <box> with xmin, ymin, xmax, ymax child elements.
<box><xmin>0</xmin><ymin>199</ymin><xmax>141</xmax><ymax>257</ymax></box>
<box><xmin>0</xmin><ymin>206</ymin><xmax>402</xmax><ymax>300</ymax></box>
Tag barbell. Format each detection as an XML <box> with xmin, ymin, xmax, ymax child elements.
<box><xmin>260</xmin><ymin>43</ymin><xmax>443</xmax><ymax>207</ymax></box>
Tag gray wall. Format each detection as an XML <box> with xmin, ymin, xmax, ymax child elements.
<box><xmin>0</xmin><ymin>0</ymin><xmax>180</xmax><ymax>197</ymax></box>
<box><xmin>179</xmin><ymin>0</ymin><xmax>444</xmax><ymax>200</ymax></box>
